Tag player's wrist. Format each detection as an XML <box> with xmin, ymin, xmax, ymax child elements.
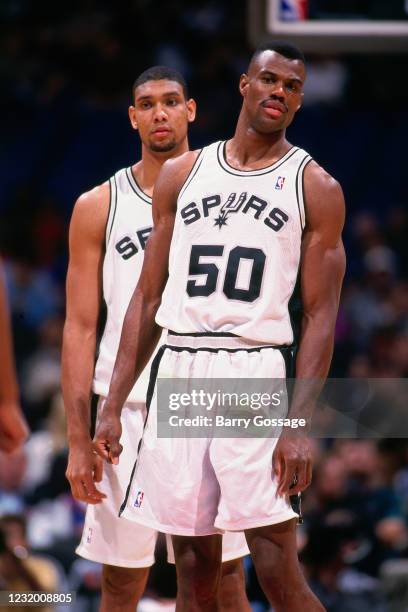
<box><xmin>67</xmin><ymin>430</ymin><xmax>92</xmax><ymax>448</ymax></box>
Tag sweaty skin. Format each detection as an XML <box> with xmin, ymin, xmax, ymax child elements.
<box><xmin>0</xmin><ymin>261</ymin><xmax>29</xmax><ymax>453</ymax></box>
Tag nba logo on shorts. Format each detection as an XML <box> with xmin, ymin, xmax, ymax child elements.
<box><xmin>134</xmin><ymin>490</ymin><xmax>144</xmax><ymax>508</ymax></box>
<box><xmin>275</xmin><ymin>176</ymin><xmax>286</xmax><ymax>190</ymax></box>
<box><xmin>86</xmin><ymin>527</ymin><xmax>93</xmax><ymax>544</ymax></box>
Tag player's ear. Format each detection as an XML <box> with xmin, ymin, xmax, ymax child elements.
<box><xmin>186</xmin><ymin>98</ymin><xmax>197</xmax><ymax>123</ymax></box>
<box><xmin>128</xmin><ymin>106</ymin><xmax>138</xmax><ymax>130</ymax></box>
<box><xmin>296</xmin><ymin>92</ymin><xmax>304</xmax><ymax>112</ymax></box>
<box><xmin>239</xmin><ymin>74</ymin><xmax>249</xmax><ymax>98</ymax></box>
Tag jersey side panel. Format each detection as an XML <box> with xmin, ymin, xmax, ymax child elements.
<box><xmin>93</xmin><ymin>168</ymin><xmax>154</xmax><ymax>402</ymax></box>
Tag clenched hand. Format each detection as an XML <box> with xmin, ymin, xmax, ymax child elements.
<box><xmin>93</xmin><ymin>405</ymin><xmax>123</xmax><ymax>465</ymax></box>
<box><xmin>273</xmin><ymin>434</ymin><xmax>313</xmax><ymax>497</ymax></box>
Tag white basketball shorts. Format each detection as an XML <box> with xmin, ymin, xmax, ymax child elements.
<box><xmin>121</xmin><ymin>333</ymin><xmax>299</xmax><ymax>536</ymax></box>
<box><xmin>76</xmin><ymin>397</ymin><xmax>249</xmax><ymax>567</ymax></box>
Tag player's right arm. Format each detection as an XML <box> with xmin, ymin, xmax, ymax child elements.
<box><xmin>61</xmin><ymin>184</ymin><xmax>109</xmax><ymax>503</ymax></box>
<box><xmin>94</xmin><ymin>152</ymin><xmax>199</xmax><ymax>463</ymax></box>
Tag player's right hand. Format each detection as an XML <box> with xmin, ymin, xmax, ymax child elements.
<box><xmin>66</xmin><ymin>441</ymin><xmax>107</xmax><ymax>504</ymax></box>
<box><xmin>93</xmin><ymin>405</ymin><xmax>123</xmax><ymax>465</ymax></box>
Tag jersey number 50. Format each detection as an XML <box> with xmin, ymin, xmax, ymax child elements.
<box><xmin>186</xmin><ymin>245</ymin><xmax>266</xmax><ymax>303</ymax></box>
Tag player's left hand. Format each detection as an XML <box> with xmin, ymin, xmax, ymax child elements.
<box><xmin>93</xmin><ymin>405</ymin><xmax>123</xmax><ymax>465</ymax></box>
<box><xmin>273</xmin><ymin>434</ymin><xmax>312</xmax><ymax>496</ymax></box>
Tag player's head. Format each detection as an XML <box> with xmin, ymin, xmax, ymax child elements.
<box><xmin>129</xmin><ymin>66</ymin><xmax>196</xmax><ymax>153</ymax></box>
<box><xmin>239</xmin><ymin>41</ymin><xmax>306</xmax><ymax>135</ymax></box>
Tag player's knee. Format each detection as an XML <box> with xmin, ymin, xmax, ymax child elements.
<box><xmin>101</xmin><ymin>565</ymin><xmax>148</xmax><ymax>604</ymax></box>
<box><xmin>177</xmin><ymin>548</ymin><xmax>221</xmax><ymax>600</ymax></box>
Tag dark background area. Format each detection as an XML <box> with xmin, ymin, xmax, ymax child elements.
<box><xmin>0</xmin><ymin>1</ymin><xmax>407</xmax><ymax>610</ymax></box>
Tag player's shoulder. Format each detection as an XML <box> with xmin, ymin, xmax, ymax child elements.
<box><xmin>154</xmin><ymin>149</ymin><xmax>203</xmax><ymax>197</ymax></box>
<box><xmin>304</xmin><ymin>159</ymin><xmax>343</xmax><ymax>200</ymax></box>
<box><xmin>162</xmin><ymin>149</ymin><xmax>202</xmax><ymax>177</ymax></box>
<box><xmin>70</xmin><ymin>180</ymin><xmax>110</xmax><ymax>242</ymax></box>
<box><xmin>75</xmin><ymin>180</ymin><xmax>110</xmax><ymax>211</ymax></box>
<box><xmin>303</xmin><ymin>160</ymin><xmax>345</xmax><ymax>231</ymax></box>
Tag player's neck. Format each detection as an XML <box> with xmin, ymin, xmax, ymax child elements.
<box><xmin>134</xmin><ymin>141</ymin><xmax>189</xmax><ymax>197</ymax></box>
<box><xmin>228</xmin><ymin>114</ymin><xmax>290</xmax><ymax>170</ymax></box>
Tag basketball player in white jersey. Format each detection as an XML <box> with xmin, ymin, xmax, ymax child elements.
<box><xmin>96</xmin><ymin>43</ymin><xmax>346</xmax><ymax>611</ymax></box>
<box><xmin>62</xmin><ymin>67</ymin><xmax>250</xmax><ymax>612</ymax></box>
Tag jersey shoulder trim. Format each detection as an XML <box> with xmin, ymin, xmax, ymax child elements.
<box><xmin>106</xmin><ymin>173</ymin><xmax>118</xmax><ymax>246</ymax></box>
<box><xmin>216</xmin><ymin>141</ymin><xmax>300</xmax><ymax>177</ymax></box>
<box><xmin>295</xmin><ymin>154</ymin><xmax>312</xmax><ymax>231</ymax></box>
<box><xmin>125</xmin><ymin>167</ymin><xmax>152</xmax><ymax>205</ymax></box>
<box><xmin>178</xmin><ymin>148</ymin><xmax>205</xmax><ymax>200</ymax></box>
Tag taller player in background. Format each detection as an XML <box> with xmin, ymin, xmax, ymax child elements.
<box><xmin>95</xmin><ymin>43</ymin><xmax>346</xmax><ymax>611</ymax></box>
<box><xmin>0</xmin><ymin>261</ymin><xmax>29</xmax><ymax>452</ymax></box>
<box><xmin>62</xmin><ymin>67</ymin><xmax>250</xmax><ymax>612</ymax></box>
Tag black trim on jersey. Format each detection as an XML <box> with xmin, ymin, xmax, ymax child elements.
<box><xmin>107</xmin><ymin>175</ymin><xmax>118</xmax><ymax>244</ymax></box>
<box><xmin>164</xmin><ymin>342</ymin><xmax>293</xmax><ymax>356</ymax></box>
<box><xmin>287</xmin><ymin>272</ymin><xmax>302</xmax><ymax>377</ymax></box>
<box><xmin>302</xmin><ymin>156</ymin><xmax>312</xmax><ymax>228</ymax></box>
<box><xmin>178</xmin><ymin>149</ymin><xmax>204</xmax><ymax>200</ymax></box>
<box><xmin>119</xmin><ymin>345</ymin><xmax>167</xmax><ymax>517</ymax></box>
<box><xmin>126</xmin><ymin>167</ymin><xmax>152</xmax><ymax>205</ymax></box>
<box><xmin>89</xmin><ymin>393</ymin><xmax>99</xmax><ymax>439</ymax></box>
<box><xmin>168</xmin><ymin>330</ymin><xmax>239</xmax><ymax>338</ymax></box>
<box><xmin>217</xmin><ymin>141</ymin><xmax>299</xmax><ymax>177</ymax></box>
<box><xmin>295</xmin><ymin>155</ymin><xmax>312</xmax><ymax>231</ymax></box>
<box><xmin>295</xmin><ymin>155</ymin><xmax>310</xmax><ymax>231</ymax></box>
<box><xmin>105</xmin><ymin>179</ymin><xmax>113</xmax><ymax>248</ymax></box>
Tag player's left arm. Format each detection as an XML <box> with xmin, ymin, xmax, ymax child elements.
<box><xmin>274</xmin><ymin>161</ymin><xmax>346</xmax><ymax>495</ymax></box>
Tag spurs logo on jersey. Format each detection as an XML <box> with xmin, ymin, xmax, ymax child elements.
<box><xmin>93</xmin><ymin>167</ymin><xmax>154</xmax><ymax>402</ymax></box>
<box><xmin>180</xmin><ymin>190</ymin><xmax>289</xmax><ymax>232</ymax></box>
<box><xmin>115</xmin><ymin>226</ymin><xmax>152</xmax><ymax>260</ymax></box>
<box><xmin>156</xmin><ymin>141</ymin><xmax>312</xmax><ymax>345</ymax></box>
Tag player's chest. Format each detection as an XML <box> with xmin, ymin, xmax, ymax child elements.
<box><xmin>177</xmin><ymin>172</ymin><xmax>297</xmax><ymax>236</ymax></box>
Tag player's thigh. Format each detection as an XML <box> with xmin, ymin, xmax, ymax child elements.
<box><xmin>166</xmin><ymin>531</ymin><xmax>248</xmax><ymax>564</ymax></box>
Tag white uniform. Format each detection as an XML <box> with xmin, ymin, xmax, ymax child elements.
<box><xmin>76</xmin><ymin>166</ymin><xmax>249</xmax><ymax>565</ymax></box>
<box><xmin>121</xmin><ymin>142</ymin><xmax>311</xmax><ymax>534</ymax></box>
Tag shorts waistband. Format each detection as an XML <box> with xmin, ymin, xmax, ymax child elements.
<box><xmin>166</xmin><ymin>330</ymin><xmax>284</xmax><ymax>352</ymax></box>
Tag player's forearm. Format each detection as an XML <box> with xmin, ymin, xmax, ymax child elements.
<box><xmin>61</xmin><ymin>324</ymin><xmax>97</xmax><ymax>445</ymax></box>
<box><xmin>106</xmin><ymin>289</ymin><xmax>162</xmax><ymax>414</ymax></box>
<box><xmin>287</xmin><ymin>312</ymin><xmax>336</xmax><ymax>422</ymax></box>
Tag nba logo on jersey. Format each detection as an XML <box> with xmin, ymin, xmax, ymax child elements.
<box><xmin>275</xmin><ymin>176</ymin><xmax>286</xmax><ymax>190</ymax></box>
<box><xmin>134</xmin><ymin>490</ymin><xmax>144</xmax><ymax>508</ymax></box>
<box><xmin>86</xmin><ymin>527</ymin><xmax>93</xmax><ymax>544</ymax></box>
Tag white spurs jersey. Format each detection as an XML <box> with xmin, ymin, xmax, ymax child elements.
<box><xmin>93</xmin><ymin>167</ymin><xmax>154</xmax><ymax>403</ymax></box>
<box><xmin>156</xmin><ymin>141</ymin><xmax>312</xmax><ymax>345</ymax></box>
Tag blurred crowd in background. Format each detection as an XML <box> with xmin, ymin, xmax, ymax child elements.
<box><xmin>0</xmin><ymin>1</ymin><xmax>407</xmax><ymax>610</ymax></box>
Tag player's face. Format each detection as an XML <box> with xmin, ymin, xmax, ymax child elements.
<box><xmin>129</xmin><ymin>80</ymin><xmax>196</xmax><ymax>153</ymax></box>
<box><xmin>240</xmin><ymin>51</ymin><xmax>305</xmax><ymax>134</ymax></box>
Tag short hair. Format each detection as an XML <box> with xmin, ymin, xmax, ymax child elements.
<box><xmin>249</xmin><ymin>41</ymin><xmax>306</xmax><ymax>71</ymax></box>
<box><xmin>132</xmin><ymin>66</ymin><xmax>189</xmax><ymax>101</ymax></box>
